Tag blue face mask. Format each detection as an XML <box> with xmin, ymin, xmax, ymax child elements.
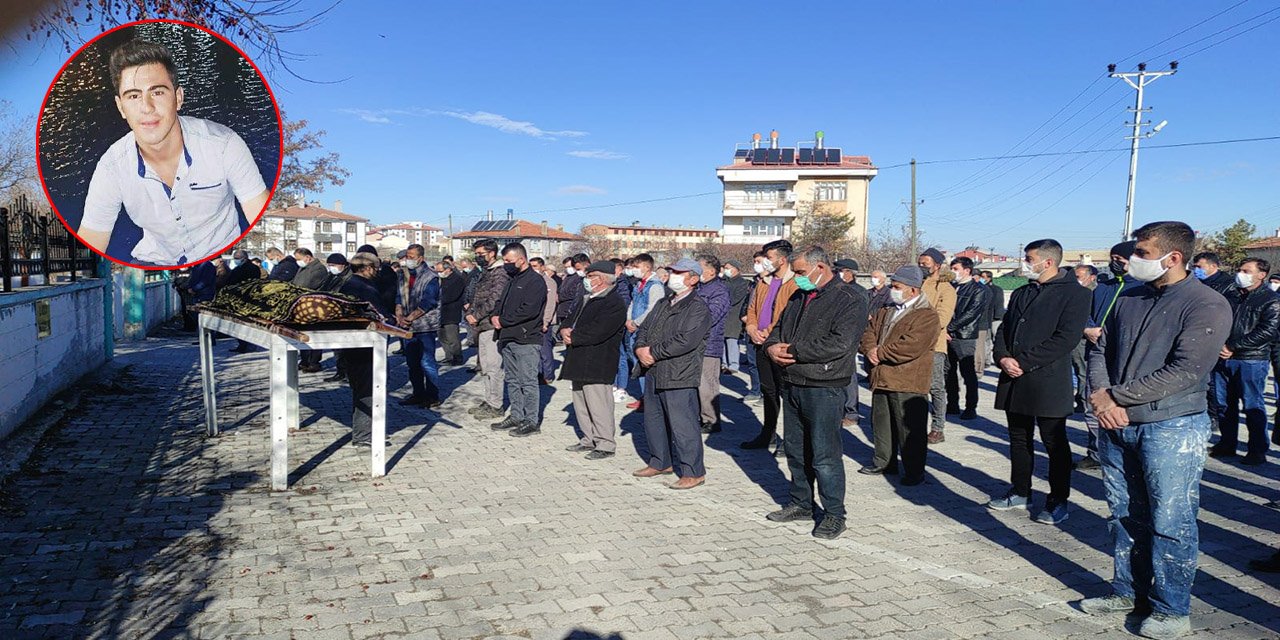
<box><xmin>1192</xmin><ymin>267</ymin><xmax>1208</xmax><ymax>280</ymax></box>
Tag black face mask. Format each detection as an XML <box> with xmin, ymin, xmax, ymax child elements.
<box><xmin>475</xmin><ymin>255</ymin><xmax>489</xmax><ymax>268</ymax></box>
<box><xmin>504</xmin><ymin>263</ymin><xmax>520</xmax><ymax>276</ymax></box>
<box><xmin>1109</xmin><ymin>259</ymin><xmax>1125</xmax><ymax>276</ymax></box>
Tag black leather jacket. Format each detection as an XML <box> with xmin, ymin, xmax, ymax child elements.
<box><xmin>948</xmin><ymin>279</ymin><xmax>988</xmax><ymax>340</ymax></box>
<box><xmin>1225</xmin><ymin>285</ymin><xmax>1280</xmax><ymax>361</ymax></box>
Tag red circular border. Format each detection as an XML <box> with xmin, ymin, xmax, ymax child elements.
<box><xmin>35</xmin><ymin>18</ymin><xmax>286</xmax><ymax>271</ymax></box>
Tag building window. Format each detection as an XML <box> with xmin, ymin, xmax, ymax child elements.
<box><xmin>744</xmin><ymin>183</ymin><xmax>786</xmax><ymax>203</ymax></box>
<box><xmin>347</xmin><ymin>242</ymin><xmax>356</xmax><ymax>254</ymax></box>
<box><xmin>321</xmin><ymin>221</ymin><xmax>333</xmax><ymax>232</ymax></box>
<box><xmin>320</xmin><ymin>242</ymin><xmax>332</xmax><ymax>252</ymax></box>
<box><xmin>814</xmin><ymin>181</ymin><xmax>847</xmax><ymax>201</ymax></box>
<box><xmin>285</xmin><ymin>239</ymin><xmax>297</xmax><ymax>251</ymax></box>
<box><xmin>347</xmin><ymin>223</ymin><xmax>356</xmax><ymax>234</ymax></box>
<box><xmin>284</xmin><ymin>219</ymin><xmax>298</xmax><ymax>232</ymax></box>
<box><xmin>742</xmin><ymin>217</ymin><xmax>785</xmax><ymax>237</ymax></box>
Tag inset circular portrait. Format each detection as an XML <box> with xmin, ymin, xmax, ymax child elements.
<box><xmin>37</xmin><ymin>19</ymin><xmax>282</xmax><ymax>269</ymax></box>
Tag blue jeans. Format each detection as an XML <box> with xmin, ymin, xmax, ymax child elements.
<box><xmin>625</xmin><ymin>331</ymin><xmax>645</xmax><ymax>397</ymax></box>
<box><xmin>1098</xmin><ymin>412</ymin><xmax>1209</xmax><ymax>617</ymax></box>
<box><xmin>403</xmin><ymin>332</ymin><xmax>440</xmax><ymax>402</ymax></box>
<box><xmin>615</xmin><ymin>340</ymin><xmax>630</xmax><ymax>390</ymax></box>
<box><xmin>721</xmin><ymin>338</ymin><xmax>740</xmax><ymax>372</ymax></box>
<box><xmin>743</xmin><ymin>338</ymin><xmax>761</xmax><ymax>396</ymax></box>
<box><xmin>782</xmin><ymin>384</ymin><xmax>847</xmax><ymax>518</ymax></box>
<box><xmin>1211</xmin><ymin>359</ymin><xmax>1269</xmax><ymax>457</ymax></box>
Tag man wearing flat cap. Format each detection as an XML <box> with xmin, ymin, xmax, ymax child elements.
<box><xmin>634</xmin><ymin>258</ymin><xmax>712</xmax><ymax>489</ymax></box>
<box><xmin>917</xmin><ymin>247</ymin><xmax>957</xmax><ymax>444</ymax></box>
<box><xmin>560</xmin><ymin>261</ymin><xmax>628</xmax><ymax>459</ymax></box>
<box><xmin>763</xmin><ymin>246</ymin><xmax>867</xmax><ymax>539</ymax></box>
<box><xmin>833</xmin><ymin>258</ymin><xmax>870</xmax><ymax>427</ymax></box>
<box><xmin>859</xmin><ymin>265</ymin><xmax>940</xmax><ymax>486</ymax></box>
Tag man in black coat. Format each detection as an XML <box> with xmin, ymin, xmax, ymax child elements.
<box><xmin>977</xmin><ymin>269</ymin><xmax>1006</xmax><ymax>372</ymax></box>
<box><xmin>721</xmin><ymin>260</ymin><xmax>752</xmax><ymax>374</ymax></box>
<box><xmin>945</xmin><ymin>257</ymin><xmax>989</xmax><ymax>420</ymax></box>
<box><xmin>988</xmin><ymin>239</ymin><xmax>1091</xmax><ymax>525</ymax></box>
<box><xmin>764</xmin><ymin>247</ymin><xmax>867</xmax><ymax>539</ymax></box>
<box><xmin>1193</xmin><ymin>252</ymin><xmax>1236</xmax><ymax>297</ymax></box>
<box><xmin>220</xmin><ymin>249</ymin><xmax>265</xmax><ymax>353</ymax></box>
<box><xmin>340</xmin><ymin>252</ymin><xmax>393</xmax><ymax>447</ymax></box>
<box><xmin>833</xmin><ymin>258</ymin><xmax>869</xmax><ymax>427</ymax></box>
<box><xmin>634</xmin><ymin>259</ymin><xmax>711</xmax><ymax>490</ymax></box>
<box><xmin>560</xmin><ymin>261</ymin><xmax>627</xmax><ymax>459</ymax></box>
<box><xmin>435</xmin><ymin>261</ymin><xmax>468</xmax><ymax>366</ymax></box>
<box><xmin>357</xmin><ymin>244</ymin><xmax>398</xmax><ymax>315</ymax></box>
<box><xmin>266</xmin><ymin>248</ymin><xmax>298</xmax><ymax>282</ymax></box>
<box><xmin>489</xmin><ymin>243</ymin><xmax>547</xmax><ymax>437</ymax></box>
<box><xmin>1209</xmin><ymin>258</ymin><xmax>1280</xmax><ymax>464</ymax></box>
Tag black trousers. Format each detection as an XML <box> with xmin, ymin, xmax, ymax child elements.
<box><xmin>871</xmin><ymin>390</ymin><xmax>929</xmax><ymax>477</ymax></box>
<box><xmin>945</xmin><ymin>342</ymin><xmax>979</xmax><ymax>411</ymax></box>
<box><xmin>439</xmin><ymin>324</ymin><xmax>462</xmax><ymax>363</ymax></box>
<box><xmin>1007</xmin><ymin>412</ymin><xmax>1072</xmax><ymax>502</ymax></box>
<box><xmin>345</xmin><ymin>348</ymin><xmax>373</xmax><ymax>444</ymax></box>
<box><xmin>753</xmin><ymin>343</ymin><xmax>783</xmax><ymax>440</ymax></box>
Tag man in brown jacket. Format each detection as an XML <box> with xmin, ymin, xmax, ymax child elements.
<box><xmin>918</xmin><ymin>248</ymin><xmax>957</xmax><ymax>444</ymax></box>
<box><xmin>859</xmin><ymin>265</ymin><xmax>941</xmax><ymax>486</ymax></box>
<box><xmin>741</xmin><ymin>239</ymin><xmax>800</xmax><ymax>455</ymax></box>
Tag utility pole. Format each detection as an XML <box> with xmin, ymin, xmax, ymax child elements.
<box><xmin>448</xmin><ymin>214</ymin><xmax>453</xmax><ymax>237</ymax></box>
<box><xmin>1109</xmin><ymin>61</ymin><xmax>1176</xmax><ymax>238</ymax></box>
<box><xmin>901</xmin><ymin>159</ymin><xmax>922</xmax><ymax>259</ymax></box>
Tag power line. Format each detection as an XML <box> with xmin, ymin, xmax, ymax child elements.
<box><xmin>1147</xmin><ymin>5</ymin><xmax>1280</xmax><ymax>61</ymax></box>
<box><xmin>879</xmin><ymin>135</ymin><xmax>1280</xmax><ymax>169</ymax></box>
<box><xmin>1115</xmin><ymin>0</ymin><xmax>1251</xmax><ymax>64</ymax></box>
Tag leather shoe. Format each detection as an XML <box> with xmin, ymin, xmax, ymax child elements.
<box><xmin>565</xmin><ymin>443</ymin><xmax>593</xmax><ymax>452</ymax></box>
<box><xmin>1208</xmin><ymin>444</ymin><xmax>1237</xmax><ymax>458</ymax></box>
<box><xmin>960</xmin><ymin>408</ymin><xmax>977</xmax><ymax>420</ymax></box>
<box><xmin>669</xmin><ymin>476</ymin><xmax>704</xmax><ymax>490</ymax></box>
<box><xmin>766</xmin><ymin>504</ymin><xmax>813</xmax><ymax>522</ymax></box>
<box><xmin>900</xmin><ymin>473</ymin><xmax>925</xmax><ymax>486</ymax></box>
<box><xmin>927</xmin><ymin>430</ymin><xmax>946</xmax><ymax>444</ymax></box>
<box><xmin>1241</xmin><ymin>454</ymin><xmax>1266</xmax><ymax>465</ymax></box>
<box><xmin>842</xmin><ymin>418</ymin><xmax>858</xmax><ymax>427</ymax></box>
<box><xmin>858</xmin><ymin>464</ymin><xmax>897</xmax><ymax>475</ymax></box>
<box><xmin>584</xmin><ymin>450</ymin><xmax>615</xmax><ymax>460</ymax></box>
<box><xmin>490</xmin><ymin>417</ymin><xmax>520</xmax><ymax>431</ymax></box>
<box><xmin>632</xmin><ymin>466</ymin><xmax>673</xmax><ymax>478</ymax></box>
<box><xmin>510</xmin><ymin>422</ymin><xmax>541</xmax><ymax>437</ymax></box>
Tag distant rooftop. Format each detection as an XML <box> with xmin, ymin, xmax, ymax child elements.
<box><xmin>717</xmin><ymin>130</ymin><xmax>874</xmax><ymax>171</ymax></box>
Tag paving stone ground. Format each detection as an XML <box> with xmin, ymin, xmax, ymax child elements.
<box><xmin>1</xmin><ymin>327</ymin><xmax>1278</xmax><ymax>639</ymax></box>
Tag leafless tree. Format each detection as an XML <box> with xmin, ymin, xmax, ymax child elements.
<box><xmin>268</xmin><ymin>112</ymin><xmax>349</xmax><ymax>210</ymax></box>
<box><xmin>0</xmin><ymin>101</ymin><xmax>36</xmax><ymax>200</ymax></box>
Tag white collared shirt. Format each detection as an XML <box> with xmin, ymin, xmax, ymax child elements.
<box><xmin>82</xmin><ymin>116</ymin><xmax>266</xmax><ymax>265</ymax></box>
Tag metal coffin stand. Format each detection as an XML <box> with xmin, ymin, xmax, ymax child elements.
<box><xmin>197</xmin><ymin>309</ymin><xmax>407</xmax><ymax>490</ymax></box>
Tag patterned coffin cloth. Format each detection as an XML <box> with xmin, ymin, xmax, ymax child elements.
<box><xmin>205</xmin><ymin>280</ymin><xmax>385</xmax><ymax>325</ymax></box>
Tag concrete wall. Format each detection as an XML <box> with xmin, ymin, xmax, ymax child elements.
<box><xmin>0</xmin><ymin>280</ymin><xmax>109</xmax><ymax>440</ymax></box>
<box><xmin>111</xmin><ymin>274</ymin><xmax>182</xmax><ymax>340</ymax></box>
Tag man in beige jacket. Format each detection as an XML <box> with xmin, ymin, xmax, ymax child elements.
<box><xmin>917</xmin><ymin>248</ymin><xmax>956</xmax><ymax>444</ymax></box>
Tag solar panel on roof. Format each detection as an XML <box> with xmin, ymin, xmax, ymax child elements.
<box><xmin>827</xmin><ymin>149</ymin><xmax>842</xmax><ymax>164</ymax></box>
<box><xmin>495</xmin><ymin>220</ymin><xmax>517</xmax><ymax>231</ymax></box>
<box><xmin>766</xmin><ymin>149</ymin><xmax>782</xmax><ymax>164</ymax></box>
<box><xmin>734</xmin><ymin>149</ymin><xmax>749</xmax><ymax>158</ymax></box>
<box><xmin>780</xmin><ymin>148</ymin><xmax>795</xmax><ymax>164</ymax></box>
<box><xmin>798</xmin><ymin>148</ymin><xmax>814</xmax><ymax>164</ymax></box>
<box><xmin>749</xmin><ymin>149</ymin><xmax>766</xmax><ymax>164</ymax></box>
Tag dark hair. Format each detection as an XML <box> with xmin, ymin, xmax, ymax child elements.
<box><xmin>1074</xmin><ymin>264</ymin><xmax>1099</xmax><ymax>276</ymax></box>
<box><xmin>109</xmin><ymin>39</ymin><xmax>179</xmax><ymax>94</ymax></box>
<box><xmin>1192</xmin><ymin>252</ymin><xmax>1221</xmax><ymax>266</ymax></box>
<box><xmin>472</xmin><ymin>239</ymin><xmax>498</xmax><ymax>253</ymax></box>
<box><xmin>442</xmin><ymin>255</ymin><xmax>453</xmax><ymax>262</ymax></box>
<box><xmin>695</xmin><ymin>254</ymin><xmax>721</xmax><ymax>272</ymax></box>
<box><xmin>633</xmin><ymin>253</ymin><xmax>655</xmax><ymax>267</ymax></box>
<box><xmin>294</xmin><ymin>247</ymin><xmax>313</xmax><ymax>258</ymax></box>
<box><xmin>609</xmin><ymin>257</ymin><xmax>624</xmax><ymax>266</ymax></box>
<box><xmin>406</xmin><ymin>243</ymin><xmax>425</xmax><ymax>257</ymax></box>
<box><xmin>1241</xmin><ymin>257</ymin><xmax>1271</xmax><ymax>275</ymax></box>
<box><xmin>571</xmin><ymin>253</ymin><xmax>590</xmax><ymax>265</ymax></box>
<box><xmin>980</xmin><ymin>270</ymin><xmax>994</xmax><ymax>279</ymax></box>
<box><xmin>1024</xmin><ymin>238</ymin><xmax>1064</xmax><ymax>267</ymax></box>
<box><xmin>762</xmin><ymin>239</ymin><xmax>793</xmax><ymax>259</ymax></box>
<box><xmin>529</xmin><ymin>256</ymin><xmax>545</xmax><ymax>267</ymax></box>
<box><xmin>949</xmin><ymin>256</ymin><xmax>974</xmax><ymax>273</ymax></box>
<box><xmin>1132</xmin><ymin>221</ymin><xmax>1195</xmax><ymax>266</ymax></box>
<box><xmin>501</xmin><ymin>242</ymin><xmax>527</xmax><ymax>258</ymax></box>
<box><xmin>753</xmin><ymin>250</ymin><xmax>767</xmax><ymax>259</ymax></box>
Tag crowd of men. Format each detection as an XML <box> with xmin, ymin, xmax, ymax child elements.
<box><xmin>178</xmin><ymin>219</ymin><xmax>1280</xmax><ymax>640</ymax></box>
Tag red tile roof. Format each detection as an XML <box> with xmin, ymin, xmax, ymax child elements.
<box><xmin>267</xmin><ymin>205</ymin><xmax>368</xmax><ymax>223</ymax></box>
<box><xmin>452</xmin><ymin>219</ymin><xmax>582</xmax><ymax>241</ymax></box>
<box><xmin>717</xmin><ymin>155</ymin><xmax>875</xmax><ymax>171</ymax></box>
<box><xmin>1244</xmin><ymin>237</ymin><xmax>1280</xmax><ymax>249</ymax></box>
<box><xmin>378</xmin><ymin>223</ymin><xmax>443</xmax><ymax>232</ymax></box>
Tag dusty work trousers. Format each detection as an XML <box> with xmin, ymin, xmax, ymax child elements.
<box><xmin>929</xmin><ymin>352</ymin><xmax>947</xmax><ymax>432</ymax></box>
<box><xmin>572</xmin><ymin>382</ymin><xmax>616</xmax><ymax>453</ymax></box>
<box><xmin>698</xmin><ymin>356</ymin><xmax>721</xmax><ymax>427</ymax></box>
<box><xmin>477</xmin><ymin>330</ymin><xmax>505</xmax><ymax>410</ymax></box>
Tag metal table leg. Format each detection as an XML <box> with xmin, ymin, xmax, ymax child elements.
<box><xmin>286</xmin><ymin>348</ymin><xmax>299</xmax><ymax>430</ymax></box>
<box><xmin>269</xmin><ymin>337</ymin><xmax>289</xmax><ymax>490</ymax></box>
<box><xmin>372</xmin><ymin>337</ymin><xmax>387</xmax><ymax>478</ymax></box>
<box><xmin>199</xmin><ymin>320</ymin><xmax>218</xmax><ymax>436</ymax></box>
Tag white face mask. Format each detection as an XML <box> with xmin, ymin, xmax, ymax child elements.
<box><xmin>752</xmin><ymin>262</ymin><xmax>766</xmax><ymax>275</ymax></box>
<box><xmin>624</xmin><ymin>267</ymin><xmax>639</xmax><ymax>278</ymax></box>
<box><xmin>890</xmin><ymin>288</ymin><xmax>906</xmax><ymax>305</ymax></box>
<box><xmin>1077</xmin><ymin>279</ymin><xmax>1089</xmax><ymax>288</ymax></box>
<box><xmin>667</xmin><ymin>274</ymin><xmax>689</xmax><ymax>293</ymax></box>
<box><xmin>402</xmin><ymin>259</ymin><xmax>419</xmax><ymax>270</ymax></box>
<box><xmin>952</xmin><ymin>269</ymin><xmax>971</xmax><ymax>284</ymax></box>
<box><xmin>462</xmin><ymin>267</ymin><xmax>473</xmax><ymax>273</ymax></box>
<box><xmin>1236</xmin><ymin>272</ymin><xmax>1255</xmax><ymax>289</ymax></box>
<box><xmin>761</xmin><ymin>258</ymin><xmax>776</xmax><ymax>274</ymax></box>
<box><xmin>1021</xmin><ymin>259</ymin><xmax>1048</xmax><ymax>278</ymax></box>
<box><xmin>871</xmin><ymin>276</ymin><xmax>882</xmax><ymax>288</ymax></box>
<box><xmin>228</xmin><ymin>259</ymin><xmax>241</xmax><ymax>269</ymax></box>
<box><xmin>1270</xmin><ymin>282</ymin><xmax>1280</xmax><ymax>292</ymax></box>
<box><xmin>1127</xmin><ymin>252</ymin><xmax>1171</xmax><ymax>283</ymax></box>
<box><xmin>565</xmin><ymin>267</ymin><xmax>576</xmax><ymax>276</ymax></box>
<box><xmin>327</xmin><ymin>265</ymin><xmax>343</xmax><ymax>275</ymax></box>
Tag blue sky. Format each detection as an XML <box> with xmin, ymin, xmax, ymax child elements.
<box><xmin>4</xmin><ymin>1</ymin><xmax>1279</xmax><ymax>253</ymax></box>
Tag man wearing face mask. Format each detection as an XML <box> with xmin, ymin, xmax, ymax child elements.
<box><xmin>917</xmin><ymin>248</ymin><xmax>957</xmax><ymax>444</ymax></box>
<box><xmin>859</xmin><ymin>265</ymin><xmax>940</xmax><ymax>486</ymax></box>
<box><xmin>976</xmin><ymin>270</ymin><xmax>1005</xmax><ymax>376</ymax></box>
<box><xmin>339</xmin><ymin>252</ymin><xmax>394</xmax><ymax>447</ymax></box>
<box><xmin>560</xmin><ymin>262</ymin><xmax>627</xmax><ymax>459</ymax></box>
<box><xmin>988</xmin><ymin>238</ymin><xmax>1090</xmax><ymax>526</ymax></box>
<box><xmin>833</xmin><ymin>258</ymin><xmax>870</xmax><ymax>427</ymax></box>
<box><xmin>623</xmin><ymin>254</ymin><xmax>666</xmax><ymax>411</ymax></box>
<box><xmin>694</xmin><ymin>254</ymin><xmax>731</xmax><ymax>434</ymax></box>
<box><xmin>1192</xmin><ymin>252</ymin><xmax>1236</xmax><ymax>297</ymax></box>
<box><xmin>764</xmin><ymin>247</ymin><xmax>867</xmax><ymax>537</ymax></box>
<box><xmin>742</xmin><ymin>240</ymin><xmax>800</xmax><ymax>455</ymax></box>
<box><xmin>1078</xmin><ymin>242</ymin><xmax>1137</xmax><ymax>469</ymax></box>
<box><xmin>945</xmin><ymin>257</ymin><xmax>988</xmax><ymax>421</ymax></box>
<box><xmin>219</xmin><ymin>247</ymin><xmax>266</xmax><ymax>354</ymax></box>
<box><xmin>395</xmin><ymin>245</ymin><xmax>442</xmax><ymax>409</ymax></box>
<box><xmin>739</xmin><ymin>251</ymin><xmax>771</xmax><ymax>403</ymax></box>
<box><xmin>1081</xmin><ymin>221</ymin><xmax>1231</xmax><ymax>639</ymax></box>
<box><xmin>466</xmin><ymin>239</ymin><xmax>511</xmax><ymax>420</ymax></box>
<box><xmin>1208</xmin><ymin>258</ymin><xmax>1280</xmax><ymax>464</ymax></box>
<box><xmin>633</xmin><ymin>259</ymin><xmax>712</xmax><ymax>489</ymax></box>
<box><xmin>1069</xmin><ymin>265</ymin><xmax>1100</xmax><ymax>414</ymax></box>
<box><xmin>490</xmin><ymin>243</ymin><xmax>549</xmax><ymax>437</ymax></box>
<box><xmin>289</xmin><ymin>247</ymin><xmax>330</xmax><ymax>371</ymax></box>
<box><xmin>868</xmin><ymin>269</ymin><xmax>892</xmax><ymax>312</ymax></box>
<box><xmin>720</xmin><ymin>260</ymin><xmax>752</xmax><ymax>375</ymax></box>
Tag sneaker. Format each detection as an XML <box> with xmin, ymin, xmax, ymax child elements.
<box><xmin>812</xmin><ymin>515</ymin><xmax>846</xmax><ymax>539</ymax></box>
<box><xmin>626</xmin><ymin>400</ymin><xmax>643</xmax><ymax>411</ymax></box>
<box><xmin>1078</xmin><ymin>594</ymin><xmax>1134</xmax><ymax>615</ymax></box>
<box><xmin>565</xmin><ymin>443</ymin><xmax>593</xmax><ymax>452</ymax></box>
<box><xmin>987</xmin><ymin>490</ymin><xmax>1030</xmax><ymax>511</ymax></box>
<box><xmin>1076</xmin><ymin>455</ymin><xmax>1102</xmax><ymax>471</ymax></box>
<box><xmin>489</xmin><ymin>417</ymin><xmax>520</xmax><ymax>431</ymax></box>
<box><xmin>766</xmin><ymin>503</ymin><xmax>813</xmax><ymax>522</ymax></box>
<box><xmin>744</xmin><ymin>393</ymin><xmax>762</xmax><ymax>405</ymax></box>
<box><xmin>1035</xmin><ymin>499</ymin><xmax>1069</xmax><ymax>525</ymax></box>
<box><xmin>584</xmin><ymin>450</ymin><xmax>614</xmax><ymax>460</ymax></box>
<box><xmin>1138</xmin><ymin>613</ymin><xmax>1190</xmax><ymax>639</ymax></box>
<box><xmin>399</xmin><ymin>395</ymin><xmax>428</xmax><ymax>407</ymax></box>
<box><xmin>509</xmin><ymin>422</ymin><xmax>541</xmax><ymax>437</ymax></box>
<box><xmin>927</xmin><ymin>430</ymin><xmax>945</xmax><ymax>444</ymax></box>
<box><xmin>472</xmin><ymin>405</ymin><xmax>505</xmax><ymax>420</ymax></box>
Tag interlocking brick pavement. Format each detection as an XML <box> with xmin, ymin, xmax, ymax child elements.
<box><xmin>1</xmin><ymin>330</ymin><xmax>1277</xmax><ymax>639</ymax></box>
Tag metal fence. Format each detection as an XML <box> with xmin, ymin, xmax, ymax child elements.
<box><xmin>1</xmin><ymin>195</ymin><xmax>99</xmax><ymax>293</ymax></box>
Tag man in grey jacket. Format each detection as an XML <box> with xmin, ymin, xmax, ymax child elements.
<box><xmin>465</xmin><ymin>239</ymin><xmax>510</xmax><ymax>420</ymax></box>
<box><xmin>1081</xmin><ymin>221</ymin><xmax>1232</xmax><ymax>640</ymax></box>
<box><xmin>633</xmin><ymin>259</ymin><xmax>711</xmax><ymax>490</ymax></box>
